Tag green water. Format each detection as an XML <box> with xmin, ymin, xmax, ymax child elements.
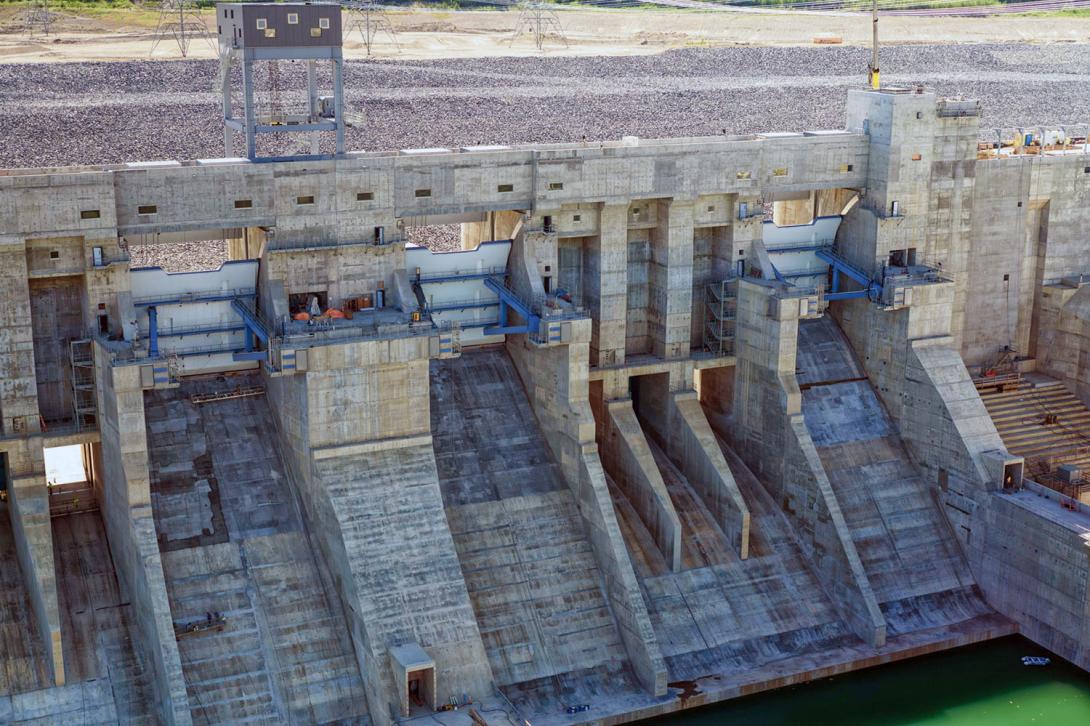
<box><xmin>650</xmin><ymin>636</ymin><xmax>1090</xmax><ymax>725</ymax></box>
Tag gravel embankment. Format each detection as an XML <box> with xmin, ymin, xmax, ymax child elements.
<box><xmin>2</xmin><ymin>43</ymin><xmax>1088</xmax><ymax>169</ymax></box>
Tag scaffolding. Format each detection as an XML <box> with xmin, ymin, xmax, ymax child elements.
<box><xmin>69</xmin><ymin>339</ymin><xmax>97</xmax><ymax>432</ymax></box>
<box><xmin>703</xmin><ymin>278</ymin><xmax>737</xmax><ymax>356</ymax></box>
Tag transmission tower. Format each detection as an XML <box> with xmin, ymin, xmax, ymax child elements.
<box><xmin>24</xmin><ymin>0</ymin><xmax>53</xmax><ymax>36</ymax></box>
<box><xmin>510</xmin><ymin>2</ymin><xmax>568</xmax><ymax>52</ymax></box>
<box><xmin>344</xmin><ymin>1</ymin><xmax>400</xmax><ymax>57</ymax></box>
<box><xmin>151</xmin><ymin>0</ymin><xmax>215</xmax><ymax>58</ymax></box>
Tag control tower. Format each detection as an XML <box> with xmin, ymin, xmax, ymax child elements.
<box><xmin>217</xmin><ymin>2</ymin><xmax>346</xmax><ymax>160</ymax></box>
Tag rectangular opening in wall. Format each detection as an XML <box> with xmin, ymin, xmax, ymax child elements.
<box><xmin>45</xmin><ymin>445</ymin><xmax>87</xmax><ymax>488</ymax></box>
<box><xmin>49</xmin><ymin>250</ymin><xmax>60</xmax><ymax>260</ymax></box>
<box><xmin>357</xmin><ymin>191</ymin><xmax>374</xmax><ymax>201</ymax></box>
<box><xmin>138</xmin><ymin>205</ymin><xmax>157</xmax><ymax>215</ymax></box>
<box><xmin>234</xmin><ymin>199</ymin><xmax>253</xmax><ymax>209</ymax></box>
<box><xmin>840</xmin><ymin>163</ymin><xmax>854</xmax><ymax>173</ymax></box>
<box><xmin>126</xmin><ymin>227</ymin><xmax>246</xmax><ymax>271</ymax></box>
<box><xmin>296</xmin><ymin>195</ymin><xmax>315</xmax><ymax>206</ymax></box>
<box><xmin>415</xmin><ymin>189</ymin><xmax>432</xmax><ymax>198</ymax></box>
<box><xmin>736</xmin><ymin>171</ymin><xmax>751</xmax><ymax>180</ymax></box>
<box><xmin>497</xmin><ymin>183</ymin><xmax>514</xmax><ymax>193</ymax></box>
<box><xmin>548</xmin><ymin>182</ymin><xmax>564</xmax><ymax>191</ymax></box>
<box><xmin>772</xmin><ymin>167</ymin><xmax>789</xmax><ymax>177</ymax></box>
<box><xmin>80</xmin><ymin>210</ymin><xmax>100</xmax><ymax>220</ymax></box>
<box><xmin>289</xmin><ymin>291</ymin><xmax>328</xmax><ymax>317</ymax></box>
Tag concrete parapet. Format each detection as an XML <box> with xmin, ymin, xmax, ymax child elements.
<box><xmin>93</xmin><ymin>353</ymin><xmax>191</xmax><ymax>725</ymax></box>
<box><xmin>667</xmin><ymin>391</ymin><xmax>751</xmax><ymax>560</ymax></box>
<box><xmin>507</xmin><ymin>323</ymin><xmax>668</xmax><ymax>697</ymax></box>
<box><xmin>729</xmin><ymin>281</ymin><xmax>886</xmax><ymax>647</ymax></box>
<box><xmin>602</xmin><ymin>399</ymin><xmax>683</xmax><ymax>573</ymax></box>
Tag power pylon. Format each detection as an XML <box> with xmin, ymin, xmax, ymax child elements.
<box><xmin>510</xmin><ymin>2</ymin><xmax>568</xmax><ymax>51</ymax></box>
<box><xmin>151</xmin><ymin>0</ymin><xmax>215</xmax><ymax>58</ymax></box>
<box><xmin>344</xmin><ymin>1</ymin><xmax>400</xmax><ymax>57</ymax></box>
<box><xmin>24</xmin><ymin>0</ymin><xmax>53</xmax><ymax>36</ymax></box>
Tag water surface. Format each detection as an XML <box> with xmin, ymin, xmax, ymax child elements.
<box><xmin>650</xmin><ymin>636</ymin><xmax>1090</xmax><ymax>725</ymax></box>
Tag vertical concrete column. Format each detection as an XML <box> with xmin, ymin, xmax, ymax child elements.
<box><xmin>5</xmin><ymin>440</ymin><xmax>64</xmax><ymax>686</ymax></box>
<box><xmin>0</xmin><ymin>241</ymin><xmax>42</xmax><ymax>436</ymax></box>
<box><xmin>649</xmin><ymin>199</ymin><xmax>694</xmax><ymax>359</ymax></box>
<box><xmin>589</xmin><ymin>203</ymin><xmax>628</xmax><ymax>366</ymax></box>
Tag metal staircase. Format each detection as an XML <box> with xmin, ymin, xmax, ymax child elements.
<box><xmin>703</xmin><ymin>278</ymin><xmax>737</xmax><ymax>355</ymax></box>
<box><xmin>69</xmin><ymin>339</ymin><xmax>97</xmax><ymax>432</ymax></box>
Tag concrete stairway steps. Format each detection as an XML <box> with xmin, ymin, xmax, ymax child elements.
<box><xmin>880</xmin><ymin>586</ymin><xmax>994</xmax><ymax>636</ymax></box>
<box><xmin>0</xmin><ymin>503</ymin><xmax>50</xmax><ymax>698</ymax></box>
<box><xmin>161</xmin><ymin>543</ymin><xmax>281</xmax><ymax>724</ymax></box>
<box><xmin>147</xmin><ymin>377</ymin><xmax>368</xmax><ymax>725</ymax></box>
<box><xmin>665</xmin><ymin>620</ymin><xmax>854</xmax><ymax>682</ymax></box>
<box><xmin>432</xmin><ymin>349</ymin><xmax>630</xmax><ymax>688</ymax></box>
<box><xmin>992</xmin><ymin>426</ymin><xmax>1090</xmax><ymax>451</ymax></box>
<box><xmin>448</xmin><ymin>492</ymin><xmax>626</xmax><ymax>686</ymax></box>
<box><xmin>51</xmin><ymin>511</ymin><xmax>156</xmax><ymax>721</ymax></box>
<box><xmin>795</xmin><ymin>323</ymin><xmax>982</xmax><ymax>623</ymax></box>
<box><xmin>499</xmin><ymin>661</ymin><xmax>642</xmax><ymax>718</ymax></box>
<box><xmin>606</xmin><ymin>476</ymin><xmax>670</xmax><ymax>578</ymax></box>
<box><xmin>984</xmin><ymin>395</ymin><xmax>1088</xmax><ymax>418</ymax></box>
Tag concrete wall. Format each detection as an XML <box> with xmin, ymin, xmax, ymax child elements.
<box><xmin>729</xmin><ymin>280</ymin><xmax>886</xmax><ymax>647</ymax></box>
<box><xmin>506</xmin><ymin>323</ymin><xmax>668</xmax><ymax>697</ymax></box>
<box><xmin>3</xmin><ymin>440</ymin><xmax>63</xmax><ymax>686</ymax></box>
<box><xmin>975</xmin><ymin>494</ymin><xmax>1090</xmax><ymax>670</ymax></box>
<box><xmin>92</xmin><ymin>352</ymin><xmax>191</xmax><ymax>725</ymax></box>
<box><xmin>629</xmin><ymin>371</ymin><xmax>751</xmax><ymax>559</ymax></box>
<box><xmin>1036</xmin><ymin>282</ymin><xmax>1090</xmax><ymax>406</ymax></box>
<box><xmin>667</xmin><ymin>391</ymin><xmax>751</xmax><ymax>560</ymax></box>
<box><xmin>597</xmin><ymin>397</ymin><xmax>683</xmax><ymax>572</ymax></box>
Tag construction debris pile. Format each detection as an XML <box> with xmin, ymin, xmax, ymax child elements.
<box><xmin>1</xmin><ymin>43</ymin><xmax>1088</xmax><ymax>167</ymax></box>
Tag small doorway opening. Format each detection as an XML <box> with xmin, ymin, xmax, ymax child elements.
<box><xmin>1003</xmin><ymin>461</ymin><xmax>1023</xmax><ymax>490</ymax></box>
<box><xmin>390</xmin><ymin>642</ymin><xmax>436</xmax><ymax>717</ymax></box>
